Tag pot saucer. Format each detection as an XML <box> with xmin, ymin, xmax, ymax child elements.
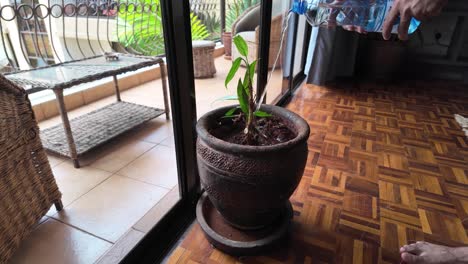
<box><xmin>196</xmin><ymin>192</ymin><xmax>293</xmax><ymax>256</ymax></box>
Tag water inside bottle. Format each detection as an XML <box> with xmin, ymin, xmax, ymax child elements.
<box><xmin>305</xmin><ymin>1</ymin><xmax>388</xmax><ymax>32</ymax></box>
<box><xmin>300</xmin><ymin>0</ymin><xmax>420</xmax><ymax>33</ymax></box>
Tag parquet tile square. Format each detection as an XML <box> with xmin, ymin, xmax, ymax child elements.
<box><xmin>419</xmin><ymin>209</ymin><xmax>468</xmax><ymax>243</ymax></box>
<box><xmin>328</xmin><ymin>121</ymin><xmax>353</xmax><ymax>136</ymax></box>
<box><xmin>311</xmin><ymin>166</ymin><xmax>347</xmax><ymax>191</ymax></box>
<box><xmin>354</xmin><ymin>105</ymin><xmax>375</xmax><ymax>119</ymax></box>
<box><xmin>378</xmin><ymin>152</ymin><xmax>409</xmax><ymax>171</ymax></box>
<box><xmin>397</xmin><ymin>111</ymin><xmax>418</xmax><ymax>124</ymax></box>
<box><xmin>332</xmin><ymin>109</ymin><xmax>354</xmax><ymax>123</ymax></box>
<box><xmin>380</xmin><ymin>218</ymin><xmax>424</xmax><ymax>255</ymax></box>
<box><xmin>167</xmin><ymin>82</ymin><xmax>468</xmax><ymax>264</ymax></box>
<box><xmin>410</xmin><ymin>172</ymin><xmax>445</xmax><ymax>195</ymax></box>
<box><xmin>337</xmin><ymin>211</ymin><xmax>380</xmax><ymax>245</ymax></box>
<box><xmin>336</xmin><ymin>236</ymin><xmax>379</xmax><ymax>264</ymax></box>
<box><xmin>349</xmin><ymin>151</ymin><xmax>378</xmax><ymax>181</ymax></box>
<box><xmin>376</xmin><ymin>115</ymin><xmax>399</xmax><ymax>132</ymax></box>
<box><xmin>379</xmin><ymin>181</ymin><xmax>417</xmax><ymax>209</ymax></box>
<box><xmin>350</xmin><ymin>135</ymin><xmax>375</xmax><ymax>153</ymax></box>
<box><xmin>405</xmin><ymin>145</ymin><xmax>438</xmax><ymax>164</ymax></box>
<box><xmin>400</xmin><ymin>125</ymin><xmax>427</xmax><ymax>141</ymax></box>
<box><xmin>376</xmin><ymin>131</ymin><xmax>403</xmax><ymax>147</ymax></box>
<box><xmin>299</xmin><ymin>202</ymin><xmax>341</xmax><ymax>232</ymax></box>
<box><xmin>414</xmin><ymin>190</ymin><xmax>458</xmax><ymax>216</ymax></box>
<box><xmin>439</xmin><ymin>164</ymin><xmax>468</xmax><ymax>186</ymax></box>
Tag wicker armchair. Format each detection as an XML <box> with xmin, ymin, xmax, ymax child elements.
<box><xmin>0</xmin><ymin>75</ymin><xmax>63</xmax><ymax>263</ymax></box>
<box><xmin>231</xmin><ymin>4</ymin><xmax>285</xmax><ymax>68</ymax></box>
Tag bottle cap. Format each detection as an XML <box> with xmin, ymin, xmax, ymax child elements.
<box><xmin>292</xmin><ymin>0</ymin><xmax>307</xmax><ymax>15</ymax></box>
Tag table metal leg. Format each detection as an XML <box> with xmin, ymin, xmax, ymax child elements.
<box><xmin>113</xmin><ymin>75</ymin><xmax>121</xmax><ymax>102</ymax></box>
<box><xmin>54</xmin><ymin>200</ymin><xmax>64</xmax><ymax>211</ymax></box>
<box><xmin>53</xmin><ymin>89</ymin><xmax>80</xmax><ymax>168</ymax></box>
<box><xmin>160</xmin><ymin>62</ymin><xmax>170</xmax><ymax>120</ymax></box>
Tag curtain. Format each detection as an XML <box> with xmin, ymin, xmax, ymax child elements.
<box><xmin>305</xmin><ymin>27</ymin><xmax>360</xmax><ymax>85</ymax></box>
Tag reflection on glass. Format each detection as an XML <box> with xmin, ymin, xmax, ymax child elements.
<box><xmin>266</xmin><ymin>0</ymin><xmax>293</xmax><ymax>104</ymax></box>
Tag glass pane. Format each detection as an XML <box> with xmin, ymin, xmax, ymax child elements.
<box><xmin>293</xmin><ymin>15</ymin><xmax>307</xmax><ymax>77</ymax></box>
<box><xmin>6</xmin><ymin>0</ymin><xmax>184</xmax><ymax>262</ymax></box>
<box><xmin>265</xmin><ymin>0</ymin><xmax>293</xmax><ymax>104</ymax></box>
<box><xmin>194</xmin><ymin>0</ymin><xmax>260</xmax><ymax>117</ymax></box>
<box><xmin>117</xmin><ymin>0</ymin><xmax>165</xmax><ymax>57</ymax></box>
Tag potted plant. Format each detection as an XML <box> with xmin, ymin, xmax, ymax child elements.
<box><xmin>196</xmin><ymin>35</ymin><xmax>310</xmax><ymax>230</ymax></box>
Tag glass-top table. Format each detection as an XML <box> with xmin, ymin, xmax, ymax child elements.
<box><xmin>5</xmin><ymin>54</ymin><xmax>162</xmax><ymax>93</ymax></box>
<box><xmin>4</xmin><ymin>54</ymin><xmax>170</xmax><ymax>168</ymax></box>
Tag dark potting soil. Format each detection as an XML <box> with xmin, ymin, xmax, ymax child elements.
<box><xmin>211</xmin><ymin>115</ymin><xmax>296</xmax><ymax>146</ymax></box>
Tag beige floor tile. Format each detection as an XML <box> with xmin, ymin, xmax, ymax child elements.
<box><xmin>117</xmin><ymin>145</ymin><xmax>178</xmax><ymax>189</ymax></box>
<box><xmin>127</xmin><ymin>117</ymin><xmax>173</xmax><ymax>144</ymax></box>
<box><xmin>53</xmin><ymin>175</ymin><xmax>168</xmax><ymax>242</ymax></box>
<box><xmin>9</xmin><ymin>219</ymin><xmax>111</xmax><ymax>264</ymax></box>
<box><xmin>77</xmin><ymin>138</ymin><xmax>156</xmax><ymax>173</ymax></box>
<box><xmin>134</xmin><ymin>186</ymin><xmax>180</xmax><ymax>233</ymax></box>
<box><xmin>47</xmin><ymin>154</ymin><xmax>65</xmax><ymax>168</ymax></box>
<box><xmin>159</xmin><ymin>135</ymin><xmax>175</xmax><ymax>148</ymax></box>
<box><xmin>47</xmin><ymin>162</ymin><xmax>112</xmax><ymax>215</ymax></box>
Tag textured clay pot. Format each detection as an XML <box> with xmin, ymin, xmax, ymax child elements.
<box><xmin>222</xmin><ymin>32</ymin><xmax>232</xmax><ymax>59</ymax></box>
<box><xmin>196</xmin><ymin>105</ymin><xmax>310</xmax><ymax>230</ymax></box>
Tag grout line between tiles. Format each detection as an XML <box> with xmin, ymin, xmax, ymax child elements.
<box><xmin>85</xmin><ymin>141</ymin><xmax>160</xmax><ymax>174</ymax></box>
<box><xmin>50</xmin><ymin>171</ymin><xmax>114</xmax><ymax>216</ymax></box>
<box><xmin>113</xmin><ymin>170</ymin><xmax>174</xmax><ymax>191</ymax></box>
<box><xmin>47</xmin><ymin>217</ymin><xmax>115</xmax><ymax>244</ymax></box>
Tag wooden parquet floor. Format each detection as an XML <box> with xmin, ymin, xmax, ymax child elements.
<box><xmin>166</xmin><ymin>82</ymin><xmax>468</xmax><ymax>264</ymax></box>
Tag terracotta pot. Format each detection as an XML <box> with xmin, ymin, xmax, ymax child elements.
<box><xmin>196</xmin><ymin>105</ymin><xmax>310</xmax><ymax>230</ymax></box>
<box><xmin>222</xmin><ymin>32</ymin><xmax>232</xmax><ymax>59</ymax></box>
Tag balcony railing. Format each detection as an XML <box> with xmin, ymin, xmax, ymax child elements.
<box><xmin>0</xmin><ymin>0</ymin><xmax>258</xmax><ymax>71</ymax></box>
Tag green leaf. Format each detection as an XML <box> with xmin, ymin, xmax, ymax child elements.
<box><xmin>224</xmin><ymin>107</ymin><xmax>238</xmax><ymax>117</ymax></box>
<box><xmin>233</xmin><ymin>35</ymin><xmax>248</xmax><ymax>57</ymax></box>
<box><xmin>225</xmin><ymin>58</ymin><xmax>242</xmax><ymax>88</ymax></box>
<box><xmin>243</xmin><ymin>60</ymin><xmax>257</xmax><ymax>88</ymax></box>
<box><xmin>254</xmin><ymin>110</ymin><xmax>272</xmax><ymax>117</ymax></box>
<box><xmin>248</xmin><ymin>60</ymin><xmax>257</xmax><ymax>81</ymax></box>
<box><xmin>237</xmin><ymin>80</ymin><xmax>249</xmax><ymax>114</ymax></box>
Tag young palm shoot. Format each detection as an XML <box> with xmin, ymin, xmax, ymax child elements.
<box><xmin>224</xmin><ymin>35</ymin><xmax>271</xmax><ymax>144</ymax></box>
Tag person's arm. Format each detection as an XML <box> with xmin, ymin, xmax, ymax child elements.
<box><xmin>382</xmin><ymin>0</ymin><xmax>448</xmax><ymax>40</ymax></box>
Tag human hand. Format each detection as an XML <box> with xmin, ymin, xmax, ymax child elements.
<box><xmin>382</xmin><ymin>0</ymin><xmax>448</xmax><ymax>40</ymax></box>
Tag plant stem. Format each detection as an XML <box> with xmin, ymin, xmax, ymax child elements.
<box><xmin>245</xmin><ymin>84</ymin><xmax>255</xmax><ymax>144</ymax></box>
<box><xmin>244</xmin><ymin>58</ymin><xmax>255</xmax><ymax>144</ymax></box>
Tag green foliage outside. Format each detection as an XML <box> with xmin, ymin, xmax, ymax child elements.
<box><xmin>193</xmin><ymin>11</ymin><xmax>221</xmax><ymax>40</ymax></box>
<box><xmin>118</xmin><ymin>0</ymin><xmax>210</xmax><ymax>56</ymax></box>
<box><xmin>225</xmin><ymin>0</ymin><xmax>259</xmax><ymax>32</ymax></box>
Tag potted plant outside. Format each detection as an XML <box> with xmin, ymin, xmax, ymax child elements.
<box><xmin>196</xmin><ymin>36</ymin><xmax>310</xmax><ymax>230</ymax></box>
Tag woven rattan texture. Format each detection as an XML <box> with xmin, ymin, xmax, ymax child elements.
<box><xmin>193</xmin><ymin>41</ymin><xmax>217</xmax><ymax>78</ymax></box>
<box><xmin>40</xmin><ymin>101</ymin><xmax>164</xmax><ymax>157</ymax></box>
<box><xmin>0</xmin><ymin>76</ymin><xmax>62</xmax><ymax>263</ymax></box>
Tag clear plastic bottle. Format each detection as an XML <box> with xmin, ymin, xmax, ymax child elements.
<box><xmin>292</xmin><ymin>0</ymin><xmax>420</xmax><ymax>34</ymax></box>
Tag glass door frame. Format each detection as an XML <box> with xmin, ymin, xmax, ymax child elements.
<box><xmin>257</xmin><ymin>1</ymin><xmax>312</xmax><ymax>106</ymax></box>
<box><xmin>121</xmin><ymin>1</ymin><xmax>311</xmax><ymax>262</ymax></box>
<box><xmin>121</xmin><ymin>1</ymin><xmax>200</xmax><ymax>263</ymax></box>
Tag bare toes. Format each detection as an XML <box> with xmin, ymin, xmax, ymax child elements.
<box><xmin>401</xmin><ymin>243</ymin><xmax>423</xmax><ymax>254</ymax></box>
<box><xmin>401</xmin><ymin>252</ymin><xmax>421</xmax><ymax>264</ymax></box>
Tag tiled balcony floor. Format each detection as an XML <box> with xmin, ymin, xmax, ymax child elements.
<box><xmin>9</xmin><ymin>56</ymin><xmax>285</xmax><ymax>263</ymax></box>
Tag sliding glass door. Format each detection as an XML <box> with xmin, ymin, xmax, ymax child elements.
<box><xmin>120</xmin><ymin>1</ymin><xmax>312</xmax><ymax>263</ymax></box>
